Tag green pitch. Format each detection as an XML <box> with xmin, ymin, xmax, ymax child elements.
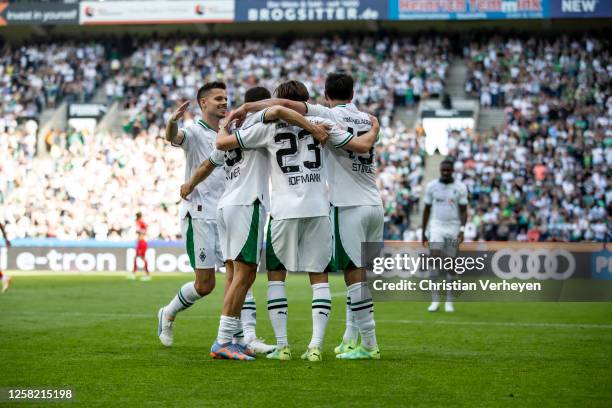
<box><xmin>1</xmin><ymin>274</ymin><xmax>611</xmax><ymax>407</ymax></box>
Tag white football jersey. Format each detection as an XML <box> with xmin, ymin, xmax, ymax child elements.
<box><xmin>237</xmin><ymin>116</ymin><xmax>352</xmax><ymax>220</ymax></box>
<box><xmin>177</xmin><ymin>119</ymin><xmax>225</xmax><ymax>220</ymax></box>
<box><xmin>306</xmin><ymin>103</ymin><xmax>381</xmax><ymax>207</ymax></box>
<box><xmin>423</xmin><ymin>179</ymin><xmax>468</xmax><ymax>224</ymax></box>
<box><xmin>210</xmin><ymin>111</ymin><xmax>270</xmax><ymax>210</ymax></box>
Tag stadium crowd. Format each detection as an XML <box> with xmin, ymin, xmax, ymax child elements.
<box><xmin>0</xmin><ymin>33</ymin><xmax>609</xmax><ymax>242</ymax></box>
<box><xmin>114</xmin><ymin>35</ymin><xmax>450</xmax><ymax>134</ymax></box>
<box><xmin>0</xmin><ymin>41</ymin><xmax>111</xmax><ymax>120</ymax></box>
<box><xmin>456</xmin><ymin>34</ymin><xmax>611</xmax><ymax>242</ymax></box>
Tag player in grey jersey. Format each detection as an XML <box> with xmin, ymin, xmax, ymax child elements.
<box><xmin>181</xmin><ymin>86</ymin><xmax>329</xmax><ymax>360</ymax></box>
<box><xmin>422</xmin><ymin>158</ymin><xmax>468</xmax><ymax>313</ymax></box>
<box><xmin>157</xmin><ymin>82</ymin><xmax>230</xmax><ymax>349</ymax></box>
<box><xmin>226</xmin><ymin>73</ymin><xmax>382</xmax><ymax>359</ymax></box>
<box><xmin>224</xmin><ymin>80</ymin><xmax>380</xmax><ymax>360</ymax></box>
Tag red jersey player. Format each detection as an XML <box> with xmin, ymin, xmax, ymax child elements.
<box><xmin>1</xmin><ymin>221</ymin><xmax>12</xmax><ymax>293</ymax></box>
<box><xmin>130</xmin><ymin>212</ymin><xmax>151</xmax><ymax>281</ymax></box>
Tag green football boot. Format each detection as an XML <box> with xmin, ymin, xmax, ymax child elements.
<box><xmin>266</xmin><ymin>346</ymin><xmax>292</xmax><ymax>360</ymax></box>
<box><xmin>300</xmin><ymin>347</ymin><xmax>322</xmax><ymax>362</ymax></box>
<box><xmin>336</xmin><ymin>345</ymin><xmax>380</xmax><ymax>360</ymax></box>
<box><xmin>334</xmin><ymin>340</ymin><xmax>357</xmax><ymax>354</ymax></box>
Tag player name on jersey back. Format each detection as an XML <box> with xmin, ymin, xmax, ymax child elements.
<box><xmin>307</xmin><ymin>103</ymin><xmax>382</xmax><ymax>207</ymax></box>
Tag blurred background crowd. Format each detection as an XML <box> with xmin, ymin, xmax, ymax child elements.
<box><xmin>0</xmin><ymin>33</ymin><xmax>609</xmax><ymax>242</ymax></box>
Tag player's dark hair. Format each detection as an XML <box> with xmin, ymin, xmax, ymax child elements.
<box><xmin>244</xmin><ymin>86</ymin><xmax>271</xmax><ymax>103</ymax></box>
<box><xmin>325</xmin><ymin>72</ymin><xmax>354</xmax><ymax>101</ymax></box>
<box><xmin>197</xmin><ymin>82</ymin><xmax>226</xmax><ymax>103</ymax></box>
<box><xmin>274</xmin><ymin>80</ymin><xmax>309</xmax><ymax>102</ymax></box>
<box><xmin>441</xmin><ymin>157</ymin><xmax>455</xmax><ymax>167</ymax></box>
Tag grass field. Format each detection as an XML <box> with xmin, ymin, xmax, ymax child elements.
<box><xmin>1</xmin><ymin>273</ymin><xmax>611</xmax><ymax>407</ymax></box>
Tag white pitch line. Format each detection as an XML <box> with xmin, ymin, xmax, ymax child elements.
<box><xmin>376</xmin><ymin>319</ymin><xmax>612</xmax><ymax>330</ymax></box>
<box><xmin>2</xmin><ymin>311</ymin><xmax>612</xmax><ymax>330</ymax></box>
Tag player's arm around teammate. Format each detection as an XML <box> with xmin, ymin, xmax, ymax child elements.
<box><xmin>216</xmin><ymin>107</ymin><xmax>330</xmax><ymax>150</ymax></box>
<box><xmin>228</xmin><ymin>98</ymin><xmax>378</xmax><ymax>153</ymax></box>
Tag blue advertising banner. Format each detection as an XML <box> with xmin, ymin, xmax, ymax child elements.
<box><xmin>550</xmin><ymin>0</ymin><xmax>612</xmax><ymax>18</ymax></box>
<box><xmin>235</xmin><ymin>0</ymin><xmax>387</xmax><ymax>22</ymax></box>
<box><xmin>389</xmin><ymin>0</ymin><xmax>548</xmax><ymax>20</ymax></box>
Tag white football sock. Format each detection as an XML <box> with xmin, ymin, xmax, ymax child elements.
<box><xmin>309</xmin><ymin>282</ymin><xmax>331</xmax><ymax>349</ymax></box>
<box><xmin>430</xmin><ymin>270</ymin><xmax>441</xmax><ymax>303</ymax></box>
<box><xmin>267</xmin><ymin>281</ymin><xmax>288</xmax><ymax>347</ymax></box>
<box><xmin>165</xmin><ymin>282</ymin><xmax>203</xmax><ymax>317</ymax></box>
<box><xmin>241</xmin><ymin>290</ymin><xmax>257</xmax><ymax>343</ymax></box>
<box><xmin>342</xmin><ymin>294</ymin><xmax>359</xmax><ymax>343</ymax></box>
<box><xmin>233</xmin><ymin>319</ymin><xmax>247</xmax><ymax>346</ymax></box>
<box><xmin>446</xmin><ymin>272</ymin><xmax>455</xmax><ymax>302</ymax></box>
<box><xmin>216</xmin><ymin>315</ymin><xmax>239</xmax><ymax>345</ymax></box>
<box><xmin>348</xmin><ymin>282</ymin><xmax>377</xmax><ymax>350</ymax></box>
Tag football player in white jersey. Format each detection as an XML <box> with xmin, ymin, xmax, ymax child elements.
<box><xmin>218</xmin><ymin>80</ymin><xmax>379</xmax><ymax>361</ymax></box>
<box><xmin>227</xmin><ymin>73</ymin><xmax>382</xmax><ymax>359</ymax></box>
<box><xmin>181</xmin><ymin>86</ymin><xmax>329</xmax><ymax>360</ymax></box>
<box><xmin>422</xmin><ymin>158</ymin><xmax>468</xmax><ymax>313</ymax></box>
<box><xmin>157</xmin><ymin>82</ymin><xmax>228</xmax><ymax>348</ymax></box>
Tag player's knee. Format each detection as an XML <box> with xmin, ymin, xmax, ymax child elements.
<box><xmin>194</xmin><ymin>279</ymin><xmax>215</xmax><ymax>296</ymax></box>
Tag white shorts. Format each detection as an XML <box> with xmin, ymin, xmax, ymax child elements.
<box><xmin>217</xmin><ymin>202</ymin><xmax>266</xmax><ymax>265</ymax></box>
<box><xmin>427</xmin><ymin>221</ymin><xmax>461</xmax><ymax>256</ymax></box>
<box><xmin>332</xmin><ymin>205</ymin><xmax>384</xmax><ymax>270</ymax></box>
<box><xmin>266</xmin><ymin>216</ymin><xmax>332</xmax><ymax>273</ymax></box>
<box><xmin>181</xmin><ymin>216</ymin><xmax>224</xmax><ymax>270</ymax></box>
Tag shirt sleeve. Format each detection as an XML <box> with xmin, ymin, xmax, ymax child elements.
<box><xmin>240</xmin><ymin>108</ymin><xmax>270</xmax><ymax>129</ymax></box>
<box><xmin>209</xmin><ymin>149</ymin><xmax>225</xmax><ymax>167</ymax></box>
<box><xmin>305</xmin><ymin>103</ymin><xmax>335</xmax><ymax>121</ymax></box>
<box><xmin>458</xmin><ymin>184</ymin><xmax>469</xmax><ymax>205</ymax></box>
<box><xmin>423</xmin><ymin>183</ymin><xmax>434</xmax><ymax>205</ymax></box>
<box><xmin>175</xmin><ymin>126</ymin><xmax>192</xmax><ymax>150</ymax></box>
<box><xmin>236</xmin><ymin>122</ymin><xmax>271</xmax><ymax>150</ymax></box>
<box><xmin>324</xmin><ymin>119</ymin><xmax>353</xmax><ymax>148</ymax></box>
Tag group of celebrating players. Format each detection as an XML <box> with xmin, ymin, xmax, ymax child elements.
<box><xmin>156</xmin><ymin>72</ymin><xmax>382</xmax><ymax>361</ymax></box>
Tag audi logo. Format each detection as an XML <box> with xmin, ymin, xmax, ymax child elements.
<box><xmin>491</xmin><ymin>249</ymin><xmax>575</xmax><ymax>280</ymax></box>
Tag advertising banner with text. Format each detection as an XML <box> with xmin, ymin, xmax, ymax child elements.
<box><xmin>235</xmin><ymin>0</ymin><xmax>387</xmax><ymax>22</ymax></box>
<box><xmin>550</xmin><ymin>0</ymin><xmax>612</xmax><ymax>18</ymax></box>
<box><xmin>2</xmin><ymin>246</ymin><xmax>192</xmax><ymax>273</ymax></box>
<box><xmin>79</xmin><ymin>1</ymin><xmax>234</xmax><ymax>25</ymax></box>
<box><xmin>389</xmin><ymin>0</ymin><xmax>548</xmax><ymax>20</ymax></box>
<box><xmin>0</xmin><ymin>2</ymin><xmax>79</xmax><ymax>26</ymax></box>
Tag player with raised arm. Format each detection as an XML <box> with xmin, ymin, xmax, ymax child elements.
<box><xmin>157</xmin><ymin>82</ymin><xmax>228</xmax><ymax>349</ymax></box>
<box><xmin>181</xmin><ymin>86</ymin><xmax>323</xmax><ymax>358</ymax></box>
<box><xmin>421</xmin><ymin>158</ymin><xmax>468</xmax><ymax>313</ymax></box>
<box><xmin>219</xmin><ymin>80</ymin><xmax>379</xmax><ymax>361</ymax></box>
<box><xmin>194</xmin><ymin>90</ymin><xmax>329</xmax><ymax>361</ymax></box>
<box><xmin>227</xmin><ymin>72</ymin><xmax>383</xmax><ymax>359</ymax></box>
<box><xmin>0</xmin><ymin>221</ymin><xmax>11</xmax><ymax>294</ymax></box>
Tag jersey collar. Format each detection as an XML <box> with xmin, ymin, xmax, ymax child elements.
<box><xmin>197</xmin><ymin>119</ymin><xmax>214</xmax><ymax>131</ymax></box>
